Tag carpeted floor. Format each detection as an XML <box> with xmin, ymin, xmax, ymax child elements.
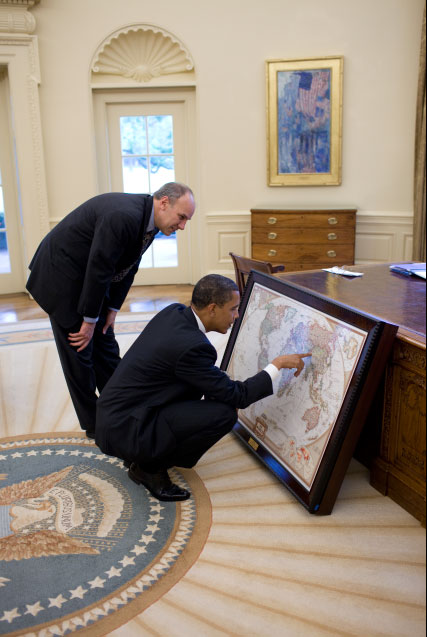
<box><xmin>0</xmin><ymin>315</ymin><xmax>425</xmax><ymax>636</ymax></box>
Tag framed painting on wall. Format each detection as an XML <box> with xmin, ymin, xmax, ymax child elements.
<box><xmin>220</xmin><ymin>271</ymin><xmax>397</xmax><ymax>515</ymax></box>
<box><xmin>266</xmin><ymin>56</ymin><xmax>343</xmax><ymax>186</ymax></box>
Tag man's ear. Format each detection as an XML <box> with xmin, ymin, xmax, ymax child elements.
<box><xmin>160</xmin><ymin>196</ymin><xmax>169</xmax><ymax>209</ymax></box>
<box><xmin>207</xmin><ymin>302</ymin><xmax>216</xmax><ymax>315</ymax></box>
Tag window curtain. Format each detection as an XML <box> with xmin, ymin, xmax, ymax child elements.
<box><xmin>413</xmin><ymin>8</ymin><xmax>426</xmax><ymax>262</ymax></box>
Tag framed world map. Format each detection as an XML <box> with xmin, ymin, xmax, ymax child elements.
<box><xmin>221</xmin><ymin>271</ymin><xmax>397</xmax><ymax>515</ymax></box>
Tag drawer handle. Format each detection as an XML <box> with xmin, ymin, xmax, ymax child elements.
<box><xmin>328</xmin><ymin>217</ymin><xmax>338</xmax><ymax>225</ymax></box>
<box><xmin>327</xmin><ymin>250</ymin><xmax>337</xmax><ymax>258</ymax></box>
<box><xmin>268</xmin><ymin>232</ymin><xmax>277</xmax><ymax>240</ymax></box>
<box><xmin>268</xmin><ymin>217</ymin><xmax>277</xmax><ymax>225</ymax></box>
<box><xmin>268</xmin><ymin>249</ymin><xmax>277</xmax><ymax>257</ymax></box>
<box><xmin>328</xmin><ymin>233</ymin><xmax>337</xmax><ymax>240</ymax></box>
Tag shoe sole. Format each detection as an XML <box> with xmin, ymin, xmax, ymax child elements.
<box><xmin>128</xmin><ymin>468</ymin><xmax>190</xmax><ymax>502</ymax></box>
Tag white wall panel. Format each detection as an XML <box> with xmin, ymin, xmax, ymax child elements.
<box><xmin>206</xmin><ymin>212</ymin><xmax>251</xmax><ymax>275</ymax></box>
<box><xmin>355</xmin><ymin>211</ymin><xmax>414</xmax><ymax>265</ymax></box>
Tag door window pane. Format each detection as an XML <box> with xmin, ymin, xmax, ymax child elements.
<box><xmin>0</xmin><ymin>231</ymin><xmax>11</xmax><ymax>273</ymax></box>
<box><xmin>119</xmin><ymin>115</ymin><xmax>177</xmax><ymax>269</ymax></box>
<box><xmin>152</xmin><ymin>234</ymin><xmax>178</xmax><ymax>268</ymax></box>
<box><xmin>149</xmin><ymin>156</ymin><xmax>175</xmax><ymax>192</ymax></box>
<box><xmin>0</xmin><ymin>175</ymin><xmax>11</xmax><ymax>273</ymax></box>
<box><xmin>147</xmin><ymin>115</ymin><xmax>174</xmax><ymax>154</ymax></box>
<box><xmin>139</xmin><ymin>233</ymin><xmax>178</xmax><ymax>269</ymax></box>
<box><xmin>120</xmin><ymin>116</ymin><xmax>147</xmax><ymax>155</ymax></box>
<box><xmin>122</xmin><ymin>157</ymin><xmax>149</xmax><ymax>193</ymax></box>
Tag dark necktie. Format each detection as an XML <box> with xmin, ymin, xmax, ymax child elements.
<box><xmin>111</xmin><ymin>229</ymin><xmax>158</xmax><ymax>283</ymax></box>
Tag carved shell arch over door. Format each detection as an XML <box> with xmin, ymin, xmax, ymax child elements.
<box><xmin>91</xmin><ymin>24</ymin><xmax>195</xmax><ymax>83</ymax></box>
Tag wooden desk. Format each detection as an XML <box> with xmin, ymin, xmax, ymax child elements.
<box><xmin>277</xmin><ymin>264</ymin><xmax>426</xmax><ymax>525</ymax></box>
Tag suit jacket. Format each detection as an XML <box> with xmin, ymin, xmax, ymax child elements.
<box><xmin>26</xmin><ymin>193</ymin><xmax>153</xmax><ymax>328</ymax></box>
<box><xmin>95</xmin><ymin>304</ymin><xmax>273</xmax><ymax>462</ymax></box>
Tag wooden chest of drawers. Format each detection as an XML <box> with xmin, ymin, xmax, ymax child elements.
<box><xmin>251</xmin><ymin>208</ymin><xmax>357</xmax><ymax>271</ymax></box>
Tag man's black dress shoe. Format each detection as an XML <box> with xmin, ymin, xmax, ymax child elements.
<box><xmin>128</xmin><ymin>463</ymin><xmax>190</xmax><ymax>502</ymax></box>
<box><xmin>85</xmin><ymin>429</ymin><xmax>95</xmax><ymax>440</ymax></box>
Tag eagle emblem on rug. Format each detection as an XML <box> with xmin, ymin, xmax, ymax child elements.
<box><xmin>0</xmin><ymin>436</ymin><xmax>207</xmax><ymax>635</ymax></box>
<box><xmin>0</xmin><ymin>464</ymin><xmax>130</xmax><ymax>560</ymax></box>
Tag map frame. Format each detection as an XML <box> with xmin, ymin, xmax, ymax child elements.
<box><xmin>221</xmin><ymin>271</ymin><xmax>398</xmax><ymax>515</ymax></box>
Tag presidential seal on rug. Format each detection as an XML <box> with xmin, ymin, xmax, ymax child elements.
<box><xmin>0</xmin><ymin>433</ymin><xmax>211</xmax><ymax>636</ymax></box>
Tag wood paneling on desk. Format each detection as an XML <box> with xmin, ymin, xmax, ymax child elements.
<box><xmin>277</xmin><ymin>264</ymin><xmax>426</xmax><ymax>525</ymax></box>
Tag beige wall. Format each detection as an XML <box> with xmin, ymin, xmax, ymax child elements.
<box><xmin>27</xmin><ymin>0</ymin><xmax>425</xmax><ymax>277</ymax></box>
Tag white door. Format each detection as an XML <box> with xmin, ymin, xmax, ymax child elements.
<box><xmin>93</xmin><ymin>89</ymin><xmax>196</xmax><ymax>285</ymax></box>
<box><xmin>0</xmin><ymin>72</ymin><xmax>24</xmax><ymax>294</ymax></box>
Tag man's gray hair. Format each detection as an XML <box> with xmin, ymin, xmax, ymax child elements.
<box><xmin>153</xmin><ymin>182</ymin><xmax>194</xmax><ymax>205</ymax></box>
<box><xmin>192</xmin><ymin>274</ymin><xmax>238</xmax><ymax>309</ymax></box>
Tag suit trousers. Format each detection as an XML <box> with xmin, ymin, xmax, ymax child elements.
<box><xmin>50</xmin><ymin>314</ymin><xmax>120</xmax><ymax>432</ymax></box>
<box><xmin>137</xmin><ymin>399</ymin><xmax>237</xmax><ymax>472</ymax></box>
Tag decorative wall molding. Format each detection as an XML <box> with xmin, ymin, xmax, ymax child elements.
<box><xmin>355</xmin><ymin>210</ymin><xmax>414</xmax><ymax>264</ymax></box>
<box><xmin>0</xmin><ymin>0</ymin><xmax>39</xmax><ymax>34</ymax></box>
<box><xmin>91</xmin><ymin>24</ymin><xmax>194</xmax><ymax>84</ymax></box>
<box><xmin>205</xmin><ymin>212</ymin><xmax>251</xmax><ymax>275</ymax></box>
<box><xmin>0</xmin><ymin>32</ymin><xmax>40</xmax><ymax>79</ymax></box>
<box><xmin>0</xmin><ymin>32</ymin><xmax>49</xmax><ymax>272</ymax></box>
<box><xmin>0</xmin><ymin>0</ymin><xmax>39</xmax><ymax>4</ymax></box>
<box><xmin>204</xmin><ymin>210</ymin><xmax>414</xmax><ymax>275</ymax></box>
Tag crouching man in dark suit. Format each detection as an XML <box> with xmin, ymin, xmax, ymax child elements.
<box><xmin>95</xmin><ymin>274</ymin><xmax>311</xmax><ymax>502</ymax></box>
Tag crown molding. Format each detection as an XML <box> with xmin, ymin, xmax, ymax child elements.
<box><xmin>0</xmin><ymin>0</ymin><xmax>40</xmax><ymax>34</ymax></box>
<box><xmin>0</xmin><ymin>1</ymin><xmax>40</xmax><ymax>5</ymax></box>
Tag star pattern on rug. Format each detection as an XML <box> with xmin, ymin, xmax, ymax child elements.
<box><xmin>49</xmin><ymin>595</ymin><xmax>68</xmax><ymax>608</ymax></box>
<box><xmin>69</xmin><ymin>586</ymin><xmax>87</xmax><ymax>600</ymax></box>
<box><xmin>1</xmin><ymin>608</ymin><xmax>20</xmax><ymax>623</ymax></box>
<box><xmin>25</xmin><ymin>601</ymin><xmax>44</xmax><ymax>617</ymax></box>
<box><xmin>0</xmin><ymin>436</ymin><xmax>199</xmax><ymax>636</ymax></box>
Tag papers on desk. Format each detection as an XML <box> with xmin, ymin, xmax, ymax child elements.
<box><xmin>389</xmin><ymin>263</ymin><xmax>426</xmax><ymax>279</ymax></box>
<box><xmin>322</xmin><ymin>266</ymin><xmax>364</xmax><ymax>277</ymax></box>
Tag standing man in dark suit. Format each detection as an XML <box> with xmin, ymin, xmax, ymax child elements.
<box><xmin>26</xmin><ymin>182</ymin><xmax>195</xmax><ymax>439</ymax></box>
<box><xmin>96</xmin><ymin>274</ymin><xmax>311</xmax><ymax>502</ymax></box>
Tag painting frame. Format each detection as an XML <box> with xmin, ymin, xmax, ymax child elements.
<box><xmin>266</xmin><ymin>56</ymin><xmax>343</xmax><ymax>186</ymax></box>
<box><xmin>220</xmin><ymin>271</ymin><xmax>397</xmax><ymax>515</ymax></box>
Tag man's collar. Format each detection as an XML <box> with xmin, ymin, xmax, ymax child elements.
<box><xmin>146</xmin><ymin>202</ymin><xmax>157</xmax><ymax>233</ymax></box>
<box><xmin>191</xmin><ymin>307</ymin><xmax>207</xmax><ymax>333</ymax></box>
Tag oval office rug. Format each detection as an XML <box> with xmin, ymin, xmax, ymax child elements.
<box><xmin>0</xmin><ymin>432</ymin><xmax>212</xmax><ymax>637</ymax></box>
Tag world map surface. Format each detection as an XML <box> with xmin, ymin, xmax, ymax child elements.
<box><xmin>227</xmin><ymin>283</ymin><xmax>367</xmax><ymax>489</ymax></box>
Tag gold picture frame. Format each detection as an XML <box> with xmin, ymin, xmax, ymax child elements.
<box><xmin>267</xmin><ymin>56</ymin><xmax>343</xmax><ymax>186</ymax></box>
